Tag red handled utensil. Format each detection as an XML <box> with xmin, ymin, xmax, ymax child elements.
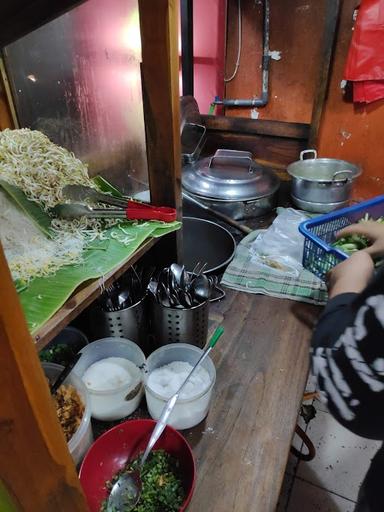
<box><xmin>51</xmin><ymin>203</ymin><xmax>177</xmax><ymax>222</ymax></box>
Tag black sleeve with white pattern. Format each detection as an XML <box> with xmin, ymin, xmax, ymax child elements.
<box><xmin>311</xmin><ymin>270</ymin><xmax>384</xmax><ymax>440</ymax></box>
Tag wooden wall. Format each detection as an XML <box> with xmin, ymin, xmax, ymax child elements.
<box><xmin>225</xmin><ymin>0</ymin><xmax>384</xmax><ymax>199</ymax></box>
<box><xmin>225</xmin><ymin>0</ymin><xmax>327</xmax><ymax>123</ymax></box>
<box><xmin>317</xmin><ymin>0</ymin><xmax>384</xmax><ymax>200</ymax></box>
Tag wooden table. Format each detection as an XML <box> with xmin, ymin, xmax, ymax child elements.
<box><xmin>184</xmin><ymin>289</ymin><xmax>319</xmax><ymax>512</ymax></box>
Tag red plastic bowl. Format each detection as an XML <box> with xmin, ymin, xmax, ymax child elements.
<box><xmin>79</xmin><ymin>419</ymin><xmax>196</xmax><ymax>511</ymax></box>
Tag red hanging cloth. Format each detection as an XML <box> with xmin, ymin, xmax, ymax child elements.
<box><xmin>344</xmin><ymin>0</ymin><xmax>384</xmax><ymax>103</ymax></box>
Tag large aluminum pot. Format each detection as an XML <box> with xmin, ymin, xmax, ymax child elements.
<box><xmin>182</xmin><ymin>149</ymin><xmax>280</xmax><ymax>220</ymax></box>
<box><xmin>287</xmin><ymin>149</ymin><xmax>362</xmax><ymax>213</ymax></box>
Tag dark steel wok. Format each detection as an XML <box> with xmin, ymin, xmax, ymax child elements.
<box><xmin>182</xmin><ymin>217</ymin><xmax>236</xmax><ymax>274</ymax></box>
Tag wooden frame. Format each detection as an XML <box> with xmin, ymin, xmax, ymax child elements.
<box><xmin>194</xmin><ymin>0</ymin><xmax>341</xmax><ymax>160</ymax></box>
<box><xmin>0</xmin><ymin>0</ymin><xmax>181</xmax><ymax>508</ymax></box>
<box><xmin>308</xmin><ymin>0</ymin><xmax>341</xmax><ymax>147</ymax></box>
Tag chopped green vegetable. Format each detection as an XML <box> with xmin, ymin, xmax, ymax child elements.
<box><xmin>39</xmin><ymin>344</ymin><xmax>77</xmax><ymax>366</ymax></box>
<box><xmin>332</xmin><ymin>215</ymin><xmax>384</xmax><ymax>255</ymax></box>
<box><xmin>100</xmin><ymin>450</ymin><xmax>185</xmax><ymax>512</ymax></box>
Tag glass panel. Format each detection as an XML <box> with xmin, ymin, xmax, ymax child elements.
<box><xmin>4</xmin><ymin>0</ymin><xmax>148</xmax><ymax>196</ymax></box>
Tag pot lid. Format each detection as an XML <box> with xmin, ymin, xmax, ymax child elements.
<box><xmin>182</xmin><ymin>149</ymin><xmax>280</xmax><ymax>201</ymax></box>
<box><xmin>287</xmin><ymin>149</ymin><xmax>362</xmax><ymax>182</ymax></box>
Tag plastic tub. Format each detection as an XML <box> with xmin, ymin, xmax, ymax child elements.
<box><xmin>145</xmin><ymin>343</ymin><xmax>216</xmax><ymax>429</ymax></box>
<box><xmin>73</xmin><ymin>338</ymin><xmax>146</xmax><ymax>421</ymax></box>
<box><xmin>42</xmin><ymin>362</ymin><xmax>93</xmax><ymax>465</ymax></box>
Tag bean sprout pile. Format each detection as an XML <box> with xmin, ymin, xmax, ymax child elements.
<box><xmin>0</xmin><ymin>129</ymin><xmax>136</xmax><ymax>283</ymax></box>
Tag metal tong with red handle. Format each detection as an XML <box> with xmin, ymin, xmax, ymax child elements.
<box><xmin>123</xmin><ymin>200</ymin><xmax>176</xmax><ymax>222</ymax></box>
<box><xmin>58</xmin><ymin>184</ymin><xmax>177</xmax><ymax>222</ymax></box>
<box><xmin>51</xmin><ymin>202</ymin><xmax>177</xmax><ymax>222</ymax></box>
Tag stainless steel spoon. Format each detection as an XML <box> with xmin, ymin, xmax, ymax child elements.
<box><xmin>191</xmin><ymin>274</ymin><xmax>210</xmax><ymax>303</ymax></box>
<box><xmin>106</xmin><ymin>326</ymin><xmax>225</xmax><ymax>512</ymax></box>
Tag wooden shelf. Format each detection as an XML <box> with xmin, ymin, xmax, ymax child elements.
<box><xmin>33</xmin><ymin>237</ymin><xmax>158</xmax><ymax>351</ymax></box>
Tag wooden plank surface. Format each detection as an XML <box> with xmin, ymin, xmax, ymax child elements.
<box><xmin>34</xmin><ymin>237</ymin><xmax>158</xmax><ymax>350</ymax></box>
<box><xmin>203</xmin><ymin>131</ymin><xmax>306</xmax><ymax>168</ymax></box>
<box><xmin>0</xmin><ymin>244</ymin><xmax>87</xmax><ymax>511</ymax></box>
<box><xmin>185</xmin><ymin>289</ymin><xmax>318</xmax><ymax>511</ymax></box>
<box><xmin>202</xmin><ymin>115</ymin><xmax>310</xmax><ymax>140</ymax></box>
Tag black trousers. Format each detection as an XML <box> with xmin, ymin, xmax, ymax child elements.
<box><xmin>355</xmin><ymin>445</ymin><xmax>384</xmax><ymax>512</ymax></box>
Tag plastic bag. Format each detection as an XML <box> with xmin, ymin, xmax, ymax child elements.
<box><xmin>344</xmin><ymin>0</ymin><xmax>384</xmax><ymax>104</ymax></box>
<box><xmin>249</xmin><ymin>208</ymin><xmax>308</xmax><ymax>277</ymax></box>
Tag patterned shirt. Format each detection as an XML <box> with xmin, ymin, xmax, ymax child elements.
<box><xmin>311</xmin><ymin>270</ymin><xmax>384</xmax><ymax>440</ymax></box>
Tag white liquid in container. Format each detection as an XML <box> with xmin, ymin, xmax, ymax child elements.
<box><xmin>81</xmin><ymin>356</ymin><xmax>142</xmax><ymax>420</ymax></box>
<box><xmin>82</xmin><ymin>357</ymin><xmax>137</xmax><ymax>391</ymax></box>
<box><xmin>147</xmin><ymin>361</ymin><xmax>211</xmax><ymax>400</ymax></box>
<box><xmin>146</xmin><ymin>360</ymin><xmax>213</xmax><ymax>429</ymax></box>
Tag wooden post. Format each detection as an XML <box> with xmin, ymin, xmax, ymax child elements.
<box><xmin>308</xmin><ymin>0</ymin><xmax>340</xmax><ymax>148</ymax></box>
<box><xmin>0</xmin><ymin>244</ymin><xmax>87</xmax><ymax>511</ymax></box>
<box><xmin>0</xmin><ymin>57</ymin><xmax>16</xmax><ymax>130</ymax></box>
<box><xmin>138</xmin><ymin>0</ymin><xmax>182</xmax><ymax>260</ymax></box>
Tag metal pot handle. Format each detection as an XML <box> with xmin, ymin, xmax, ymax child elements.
<box><xmin>209</xmin><ymin>149</ymin><xmax>253</xmax><ymax>173</ymax></box>
<box><xmin>300</xmin><ymin>149</ymin><xmax>318</xmax><ymax>160</ymax></box>
<box><xmin>332</xmin><ymin>170</ymin><xmax>353</xmax><ymax>183</ymax></box>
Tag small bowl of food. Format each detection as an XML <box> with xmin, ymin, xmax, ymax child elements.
<box><xmin>73</xmin><ymin>338</ymin><xmax>146</xmax><ymax>421</ymax></box>
<box><xmin>42</xmin><ymin>362</ymin><xmax>93</xmax><ymax>465</ymax></box>
<box><xmin>79</xmin><ymin>419</ymin><xmax>196</xmax><ymax>512</ymax></box>
<box><xmin>145</xmin><ymin>343</ymin><xmax>216</xmax><ymax>429</ymax></box>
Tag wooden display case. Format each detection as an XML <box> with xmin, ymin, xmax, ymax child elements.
<box><xmin>0</xmin><ymin>1</ymin><xmax>181</xmax><ymax>509</ymax></box>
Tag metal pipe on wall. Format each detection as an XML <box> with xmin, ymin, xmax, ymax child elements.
<box><xmin>181</xmin><ymin>0</ymin><xmax>194</xmax><ymax>96</ymax></box>
<box><xmin>215</xmin><ymin>0</ymin><xmax>270</xmax><ymax>108</ymax></box>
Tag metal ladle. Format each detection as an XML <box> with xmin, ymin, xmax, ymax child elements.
<box><xmin>106</xmin><ymin>326</ymin><xmax>225</xmax><ymax>512</ymax></box>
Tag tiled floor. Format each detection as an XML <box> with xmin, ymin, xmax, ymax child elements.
<box><xmin>276</xmin><ymin>375</ymin><xmax>382</xmax><ymax>511</ymax></box>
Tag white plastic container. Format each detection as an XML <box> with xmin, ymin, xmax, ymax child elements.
<box><xmin>42</xmin><ymin>362</ymin><xmax>93</xmax><ymax>465</ymax></box>
<box><xmin>145</xmin><ymin>343</ymin><xmax>216</xmax><ymax>429</ymax></box>
<box><xmin>73</xmin><ymin>338</ymin><xmax>146</xmax><ymax>421</ymax></box>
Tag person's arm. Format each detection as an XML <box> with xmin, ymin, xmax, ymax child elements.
<box><xmin>311</xmin><ymin>249</ymin><xmax>384</xmax><ymax>439</ymax></box>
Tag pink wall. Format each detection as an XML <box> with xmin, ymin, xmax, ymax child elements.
<box><xmin>193</xmin><ymin>0</ymin><xmax>226</xmax><ymax>114</ymax></box>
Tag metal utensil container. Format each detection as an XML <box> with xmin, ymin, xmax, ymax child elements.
<box><xmin>91</xmin><ymin>296</ymin><xmax>146</xmax><ymax>348</ymax></box>
<box><xmin>150</xmin><ymin>299</ymin><xmax>209</xmax><ymax>348</ymax></box>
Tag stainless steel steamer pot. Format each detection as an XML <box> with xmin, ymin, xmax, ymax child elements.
<box><xmin>182</xmin><ymin>149</ymin><xmax>280</xmax><ymax>220</ymax></box>
<box><xmin>287</xmin><ymin>149</ymin><xmax>361</xmax><ymax>212</ymax></box>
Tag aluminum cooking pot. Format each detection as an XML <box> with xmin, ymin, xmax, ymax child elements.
<box><xmin>182</xmin><ymin>149</ymin><xmax>280</xmax><ymax>220</ymax></box>
<box><xmin>287</xmin><ymin>149</ymin><xmax>362</xmax><ymax>213</ymax></box>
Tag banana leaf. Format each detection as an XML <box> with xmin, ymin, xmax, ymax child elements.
<box><xmin>0</xmin><ymin>481</ymin><xmax>18</xmax><ymax>512</ymax></box>
<box><xmin>19</xmin><ymin>220</ymin><xmax>180</xmax><ymax>333</ymax></box>
<box><xmin>0</xmin><ymin>179</ymin><xmax>52</xmax><ymax>237</ymax></box>
<box><xmin>92</xmin><ymin>175</ymin><xmax>124</xmax><ymax>197</ymax></box>
<box><xmin>1</xmin><ymin>174</ymin><xmax>180</xmax><ymax>332</ymax></box>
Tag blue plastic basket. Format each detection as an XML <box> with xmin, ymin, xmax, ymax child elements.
<box><xmin>299</xmin><ymin>195</ymin><xmax>384</xmax><ymax>280</ymax></box>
